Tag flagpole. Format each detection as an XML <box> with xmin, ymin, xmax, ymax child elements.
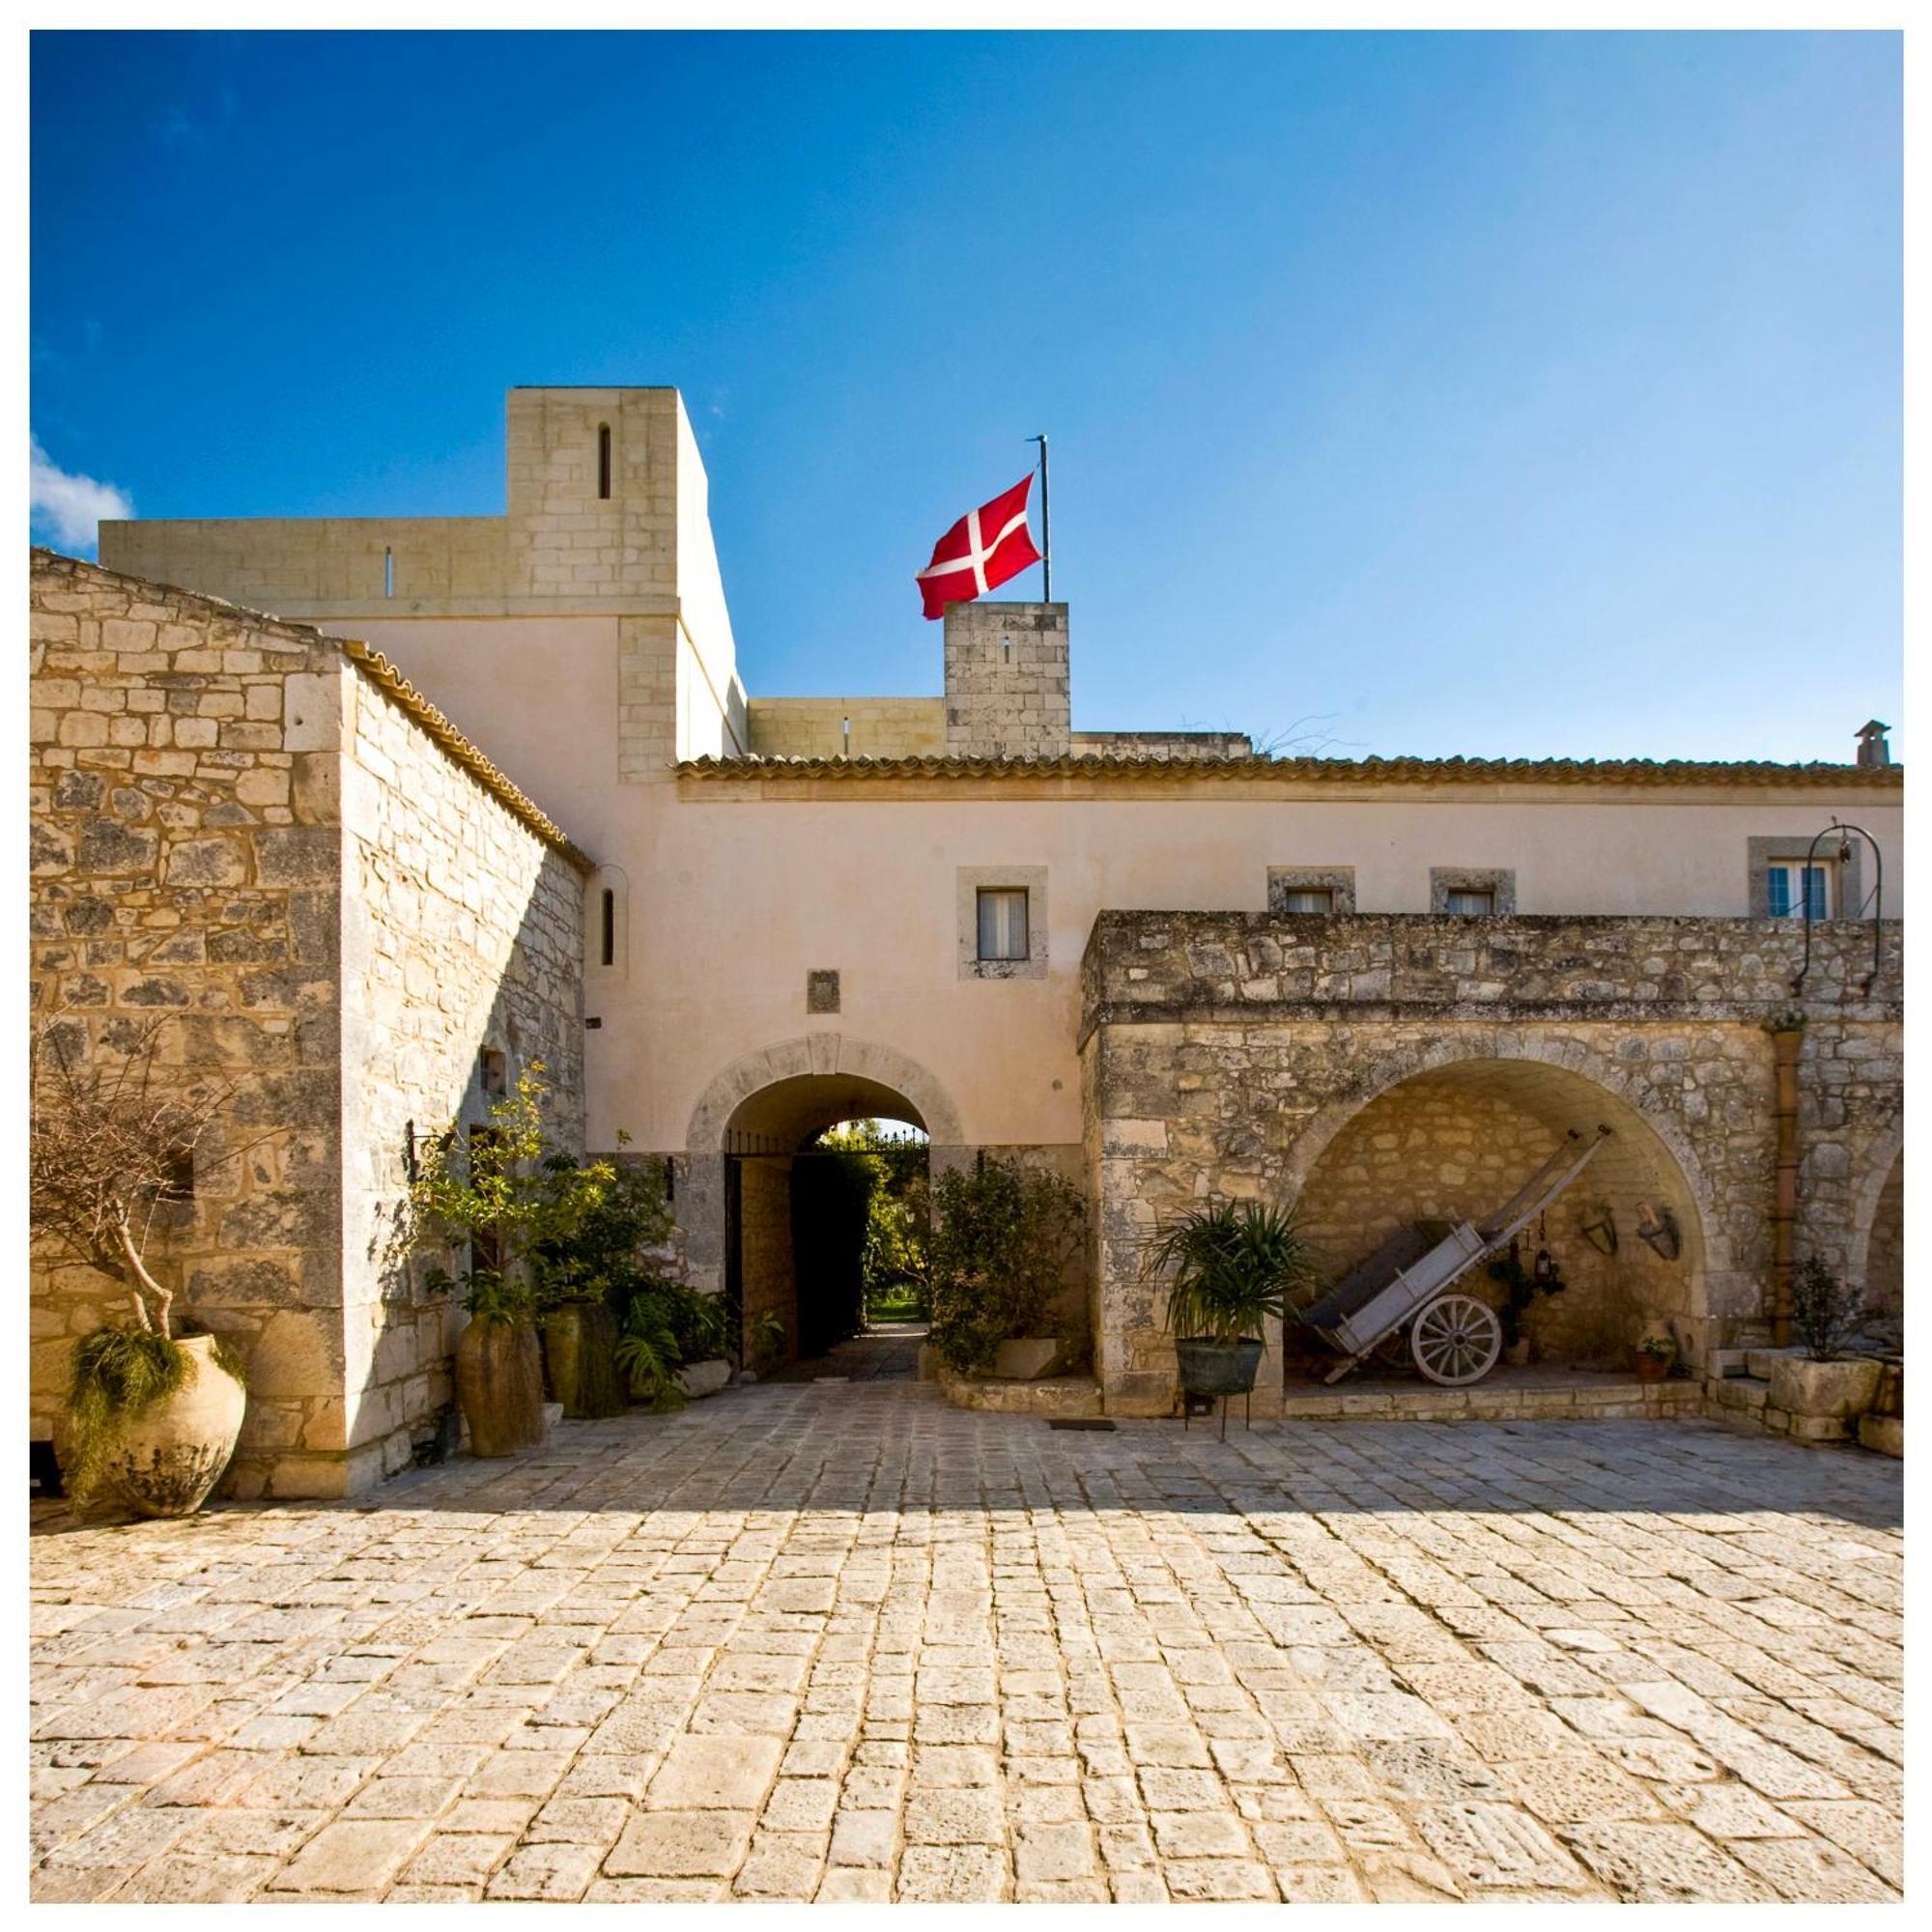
<box><xmin>1028</xmin><ymin>433</ymin><xmax>1051</xmax><ymax>602</ymax></box>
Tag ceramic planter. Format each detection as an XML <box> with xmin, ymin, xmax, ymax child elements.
<box><xmin>1634</xmin><ymin>1351</ymin><xmax>1672</xmax><ymax>1384</ymax></box>
<box><xmin>74</xmin><ymin>1333</ymin><xmax>247</xmax><ymax>1519</ymax></box>
<box><xmin>456</xmin><ymin>1319</ymin><xmax>547</xmax><ymax>1457</ymax></box>
<box><xmin>1174</xmin><ymin>1337</ymin><xmax>1264</xmax><ymax>1397</ymax></box>
<box><xmin>542</xmin><ymin>1301</ymin><xmax>624</xmax><ymax>1419</ymax></box>
<box><xmin>1768</xmin><ymin>1354</ymin><xmax>1883</xmax><ymax>1421</ymax></box>
<box><xmin>678</xmin><ymin>1358</ymin><xmax>732</xmax><ymax>1400</ymax></box>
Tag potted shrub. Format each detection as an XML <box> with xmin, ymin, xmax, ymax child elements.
<box><xmin>1634</xmin><ymin>1333</ymin><xmax>1676</xmax><ymax>1383</ymax></box>
<box><xmin>611</xmin><ymin>1277</ymin><xmax>731</xmax><ymax>1406</ymax></box>
<box><xmin>1768</xmin><ymin>1258</ymin><xmax>1881</xmax><ymax>1432</ymax></box>
<box><xmin>532</xmin><ymin>1148</ymin><xmax>672</xmax><ymax>1419</ymax></box>
<box><xmin>412</xmin><ymin>1063</ymin><xmax>615</xmax><ymax>1456</ymax></box>
<box><xmin>1148</xmin><ymin>1201</ymin><xmax>1322</xmax><ymax>1402</ymax></box>
<box><xmin>30</xmin><ymin>1012</ymin><xmax>250</xmax><ymax>1518</ymax></box>
<box><xmin>926</xmin><ymin>1154</ymin><xmax>1085</xmax><ymax>1378</ymax></box>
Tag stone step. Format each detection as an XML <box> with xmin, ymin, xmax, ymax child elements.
<box><xmin>1745</xmin><ymin>1346</ymin><xmax>1804</xmax><ymax>1380</ymax></box>
<box><xmin>1706</xmin><ymin>1349</ymin><xmax>1749</xmax><ymax>1378</ymax></box>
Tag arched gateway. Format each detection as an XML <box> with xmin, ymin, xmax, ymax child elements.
<box><xmin>680</xmin><ymin>1036</ymin><xmax>964</xmax><ymax>1369</ymax></box>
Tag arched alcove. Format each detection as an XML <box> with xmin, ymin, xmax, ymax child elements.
<box><xmin>1288</xmin><ymin>1054</ymin><xmax>1713</xmax><ymax>1376</ymax></box>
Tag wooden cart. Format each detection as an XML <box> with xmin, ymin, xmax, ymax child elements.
<box><xmin>1296</xmin><ymin>1127</ymin><xmax>1611</xmax><ymax>1386</ymax></box>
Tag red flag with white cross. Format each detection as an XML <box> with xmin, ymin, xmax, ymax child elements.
<box><xmin>916</xmin><ymin>473</ymin><xmax>1043</xmax><ymax>618</ymax></box>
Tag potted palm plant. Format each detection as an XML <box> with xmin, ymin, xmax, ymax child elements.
<box><xmin>1148</xmin><ymin>1201</ymin><xmax>1322</xmax><ymax>1401</ymax></box>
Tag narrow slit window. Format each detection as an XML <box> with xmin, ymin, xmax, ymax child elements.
<box><xmin>600</xmin><ymin>889</ymin><xmax>616</xmax><ymax>967</ymax></box>
<box><xmin>384</xmin><ymin>547</ymin><xmax>394</xmax><ymax>598</ymax></box>
<box><xmin>977</xmin><ymin>887</ymin><xmax>1030</xmax><ymax>961</ymax></box>
<box><xmin>597</xmin><ymin>424</ymin><xmax>612</xmax><ymax>499</ymax></box>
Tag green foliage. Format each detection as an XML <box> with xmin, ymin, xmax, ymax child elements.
<box><xmin>817</xmin><ymin>1122</ymin><xmax>932</xmax><ymax>1321</ymax></box>
<box><xmin>1147</xmin><ymin>1200</ymin><xmax>1322</xmax><ymax>1345</ymax></box>
<box><xmin>410</xmin><ymin>1064</ymin><xmax>639</xmax><ymax>1326</ymax></box>
<box><xmin>532</xmin><ymin>1145</ymin><xmax>673</xmax><ymax>1307</ymax></box>
<box><xmin>1791</xmin><ymin>1255</ymin><xmax>1865</xmax><ymax>1362</ymax></box>
<box><xmin>614</xmin><ymin>1292</ymin><xmax>686</xmax><ymax>1410</ymax></box>
<box><xmin>746</xmin><ymin>1306</ymin><xmax>788</xmax><ymax>1368</ymax></box>
<box><xmin>65</xmin><ymin>1326</ymin><xmax>192</xmax><ymax>1502</ymax></box>
<box><xmin>1636</xmin><ymin>1332</ymin><xmax>1677</xmax><ymax>1361</ymax></box>
<box><xmin>926</xmin><ymin>1154</ymin><xmax>1084</xmax><ymax>1375</ymax></box>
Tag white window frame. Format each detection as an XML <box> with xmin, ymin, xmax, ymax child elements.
<box><xmin>1764</xmin><ymin>857</ymin><xmax>1836</xmax><ymax>921</ymax></box>
<box><xmin>977</xmin><ymin>887</ymin><xmax>1030</xmax><ymax>961</ymax></box>
<box><xmin>957</xmin><ymin>867</ymin><xmax>1047</xmax><ymax>980</ymax></box>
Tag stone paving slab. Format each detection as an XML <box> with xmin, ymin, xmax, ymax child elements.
<box><xmin>29</xmin><ymin>1382</ymin><xmax>1901</xmax><ymax>1903</ymax></box>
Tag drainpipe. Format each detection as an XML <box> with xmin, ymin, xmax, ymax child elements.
<box><xmin>1768</xmin><ymin>1020</ymin><xmax>1804</xmax><ymax>1347</ymax></box>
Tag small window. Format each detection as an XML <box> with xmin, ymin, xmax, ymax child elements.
<box><xmin>977</xmin><ymin>887</ymin><xmax>1030</xmax><ymax>962</ymax></box>
<box><xmin>597</xmin><ymin>424</ymin><xmax>612</xmax><ymax>499</ymax></box>
<box><xmin>479</xmin><ymin>1048</ymin><xmax>507</xmax><ymax>1099</ymax></box>
<box><xmin>1445</xmin><ymin>888</ymin><xmax>1494</xmax><ymax>917</ymax></box>
<box><xmin>600</xmin><ymin>889</ymin><xmax>615</xmax><ymax>967</ymax></box>
<box><xmin>1280</xmin><ymin>888</ymin><xmax>1333</xmax><ymax>915</ymax></box>
<box><xmin>384</xmin><ymin>547</ymin><xmax>394</xmax><ymax>598</ymax></box>
<box><xmin>1766</xmin><ymin>859</ymin><xmax>1834</xmax><ymax>920</ymax></box>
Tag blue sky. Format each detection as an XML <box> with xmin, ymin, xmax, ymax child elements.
<box><xmin>31</xmin><ymin>30</ymin><xmax>1901</xmax><ymax>764</ymax></box>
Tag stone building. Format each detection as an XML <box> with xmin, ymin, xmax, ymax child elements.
<box><xmin>28</xmin><ymin>384</ymin><xmax>1903</xmax><ymax>1489</ymax></box>
<box><xmin>30</xmin><ymin>552</ymin><xmax>585</xmax><ymax>1495</ymax></box>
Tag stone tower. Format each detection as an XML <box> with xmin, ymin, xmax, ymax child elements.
<box><xmin>942</xmin><ymin>601</ymin><xmax>1071</xmax><ymax>758</ymax></box>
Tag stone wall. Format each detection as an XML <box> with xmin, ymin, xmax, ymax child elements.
<box><xmin>30</xmin><ymin>552</ymin><xmax>589</xmax><ymax>1496</ymax></box>
<box><xmin>1070</xmin><ymin>730</ymin><xmax>1254</xmax><ymax>761</ymax></box>
<box><xmin>1080</xmin><ymin>912</ymin><xmax>1902</xmax><ymax>1414</ymax></box>
<box><xmin>338</xmin><ymin>665</ymin><xmax>586</xmax><ymax>1491</ymax></box>
<box><xmin>747</xmin><ymin>697</ymin><xmax>947</xmax><ymax>761</ymax></box>
<box><xmin>943</xmin><ymin>602</ymin><xmax>1071</xmax><ymax>757</ymax></box>
<box><xmin>31</xmin><ymin>553</ymin><xmax>347</xmax><ymax>1479</ymax></box>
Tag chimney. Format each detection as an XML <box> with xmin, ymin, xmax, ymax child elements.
<box><xmin>1856</xmin><ymin>720</ymin><xmax>1891</xmax><ymax>770</ymax></box>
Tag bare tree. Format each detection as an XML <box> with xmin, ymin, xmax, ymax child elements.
<box><xmin>28</xmin><ymin>1009</ymin><xmax>247</xmax><ymax>1340</ymax></box>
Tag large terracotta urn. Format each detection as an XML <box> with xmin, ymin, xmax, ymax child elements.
<box><xmin>455</xmin><ymin>1319</ymin><xmax>547</xmax><ymax>1457</ymax></box>
<box><xmin>83</xmin><ymin>1334</ymin><xmax>247</xmax><ymax>1519</ymax></box>
<box><xmin>542</xmin><ymin>1301</ymin><xmax>625</xmax><ymax>1418</ymax></box>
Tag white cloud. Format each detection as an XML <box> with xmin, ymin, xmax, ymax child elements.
<box><xmin>29</xmin><ymin>439</ymin><xmax>133</xmax><ymax>554</ymax></box>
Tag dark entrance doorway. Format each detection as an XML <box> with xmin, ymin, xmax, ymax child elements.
<box><xmin>719</xmin><ymin>1072</ymin><xmax>930</xmax><ymax>1380</ymax></box>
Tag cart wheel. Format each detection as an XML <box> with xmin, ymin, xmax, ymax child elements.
<box><xmin>1370</xmin><ymin>1330</ymin><xmax>1412</xmax><ymax>1372</ymax></box>
<box><xmin>1410</xmin><ymin>1294</ymin><xmax>1503</xmax><ymax>1386</ymax></box>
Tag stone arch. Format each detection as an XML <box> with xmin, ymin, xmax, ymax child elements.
<box><xmin>1849</xmin><ymin>1121</ymin><xmax>1904</xmax><ymax>1322</ymax></box>
<box><xmin>686</xmin><ymin>1032</ymin><xmax>964</xmax><ymax>1155</ymax></box>
<box><xmin>1276</xmin><ymin>1032</ymin><xmax>1733</xmax><ymax>1362</ymax></box>
<box><xmin>679</xmin><ymin>1035</ymin><xmax>964</xmax><ymax>1317</ymax></box>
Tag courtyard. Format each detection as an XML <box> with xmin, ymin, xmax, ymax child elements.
<box><xmin>30</xmin><ymin>1382</ymin><xmax>1901</xmax><ymax>1904</ymax></box>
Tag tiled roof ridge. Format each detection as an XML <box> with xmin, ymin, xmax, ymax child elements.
<box><xmin>677</xmin><ymin>750</ymin><xmax>1900</xmax><ymax>787</ymax></box>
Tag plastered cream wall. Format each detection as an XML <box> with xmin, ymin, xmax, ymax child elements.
<box><xmin>130</xmin><ymin>598</ymin><xmax>1905</xmax><ymax>1164</ymax></box>
<box><xmin>89</xmin><ymin>386</ymin><xmax>1906</xmax><ymax>1176</ymax></box>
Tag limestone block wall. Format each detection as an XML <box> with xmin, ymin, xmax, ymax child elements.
<box><xmin>1080</xmin><ymin>912</ymin><xmax>1902</xmax><ymax>1413</ymax></box>
<box><xmin>943</xmin><ymin>602</ymin><xmax>1071</xmax><ymax>757</ymax></box>
<box><xmin>30</xmin><ymin>553</ymin><xmax>347</xmax><ymax>1478</ymax></box>
<box><xmin>30</xmin><ymin>552</ymin><xmax>590</xmax><ymax>1497</ymax></box>
<box><xmin>746</xmin><ymin>697</ymin><xmax>947</xmax><ymax>760</ymax></box>
<box><xmin>99</xmin><ymin>517</ymin><xmax>513</xmax><ymax>611</ymax></box>
<box><xmin>338</xmin><ymin>666</ymin><xmax>586</xmax><ymax>1492</ymax></box>
<box><xmin>1071</xmin><ymin>730</ymin><xmax>1255</xmax><ymax>761</ymax></box>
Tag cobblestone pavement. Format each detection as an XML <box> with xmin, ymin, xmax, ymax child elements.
<box><xmin>30</xmin><ymin>1383</ymin><xmax>1901</xmax><ymax>1903</ymax></box>
<box><xmin>763</xmin><ymin>1323</ymin><xmax>925</xmax><ymax>1383</ymax></box>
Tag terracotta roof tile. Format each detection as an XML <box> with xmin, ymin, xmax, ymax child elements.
<box><xmin>676</xmin><ymin>751</ymin><xmax>1900</xmax><ymax>789</ymax></box>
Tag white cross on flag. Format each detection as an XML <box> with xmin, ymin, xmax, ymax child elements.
<box><xmin>916</xmin><ymin>472</ymin><xmax>1043</xmax><ymax>619</ymax></box>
